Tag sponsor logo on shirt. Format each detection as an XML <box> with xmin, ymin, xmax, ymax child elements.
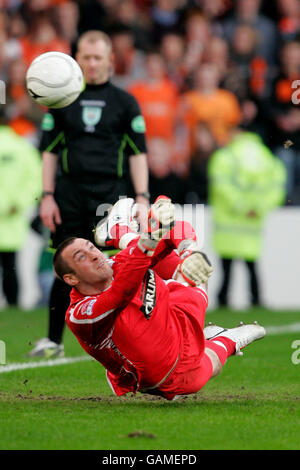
<box><xmin>140</xmin><ymin>269</ymin><xmax>156</xmax><ymax>320</ymax></box>
<box><xmin>80</xmin><ymin>299</ymin><xmax>97</xmax><ymax>316</ymax></box>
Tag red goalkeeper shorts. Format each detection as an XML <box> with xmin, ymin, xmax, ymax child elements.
<box><xmin>149</xmin><ymin>282</ymin><xmax>213</xmax><ymax>401</ymax></box>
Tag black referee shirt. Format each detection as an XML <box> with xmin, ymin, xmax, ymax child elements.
<box><xmin>39</xmin><ymin>81</ymin><xmax>147</xmax><ymax>179</ymax></box>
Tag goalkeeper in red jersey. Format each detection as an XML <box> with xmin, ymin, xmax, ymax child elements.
<box><xmin>53</xmin><ymin>196</ymin><xmax>266</xmax><ymax>400</ymax></box>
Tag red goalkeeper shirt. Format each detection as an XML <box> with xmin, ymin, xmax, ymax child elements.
<box><xmin>65</xmin><ymin>238</ymin><xmax>208</xmax><ymax>397</ymax></box>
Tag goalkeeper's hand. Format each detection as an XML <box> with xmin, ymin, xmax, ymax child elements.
<box><xmin>138</xmin><ymin>195</ymin><xmax>175</xmax><ymax>256</ymax></box>
<box><xmin>179</xmin><ymin>250</ymin><xmax>213</xmax><ymax>286</ymax></box>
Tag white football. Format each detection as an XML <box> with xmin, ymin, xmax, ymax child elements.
<box><xmin>26</xmin><ymin>51</ymin><xmax>84</xmax><ymax>109</ymax></box>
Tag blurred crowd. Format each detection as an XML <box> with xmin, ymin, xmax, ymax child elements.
<box><xmin>0</xmin><ymin>0</ymin><xmax>300</xmax><ymax>205</ymax></box>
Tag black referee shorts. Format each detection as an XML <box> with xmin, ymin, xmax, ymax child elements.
<box><xmin>50</xmin><ymin>176</ymin><xmax>128</xmax><ymax>250</ymax></box>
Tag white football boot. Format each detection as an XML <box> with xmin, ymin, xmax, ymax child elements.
<box><xmin>209</xmin><ymin>321</ymin><xmax>266</xmax><ymax>356</ymax></box>
<box><xmin>204</xmin><ymin>322</ymin><xmax>227</xmax><ymax>340</ymax></box>
<box><xmin>94</xmin><ymin>198</ymin><xmax>139</xmax><ymax>249</ymax></box>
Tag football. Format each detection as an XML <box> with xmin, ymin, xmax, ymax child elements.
<box><xmin>26</xmin><ymin>51</ymin><xmax>84</xmax><ymax>109</ymax></box>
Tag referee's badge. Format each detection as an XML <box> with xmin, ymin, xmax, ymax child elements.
<box><xmin>82</xmin><ymin>106</ymin><xmax>102</xmax><ymax>132</ymax></box>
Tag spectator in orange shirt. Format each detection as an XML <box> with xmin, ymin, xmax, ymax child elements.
<box><xmin>181</xmin><ymin>62</ymin><xmax>242</xmax><ymax>150</ymax></box>
<box><xmin>129</xmin><ymin>50</ymin><xmax>179</xmax><ymax>143</ymax></box>
<box><xmin>18</xmin><ymin>10</ymin><xmax>70</xmax><ymax>67</ymax></box>
<box><xmin>129</xmin><ymin>51</ymin><xmax>188</xmax><ymax>202</ymax></box>
<box><xmin>6</xmin><ymin>58</ymin><xmax>44</xmax><ymax>144</ymax></box>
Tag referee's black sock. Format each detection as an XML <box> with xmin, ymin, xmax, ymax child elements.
<box><xmin>48</xmin><ymin>277</ymin><xmax>72</xmax><ymax>344</ymax></box>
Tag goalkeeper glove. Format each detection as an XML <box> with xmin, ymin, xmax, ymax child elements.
<box><xmin>138</xmin><ymin>195</ymin><xmax>175</xmax><ymax>256</ymax></box>
<box><xmin>94</xmin><ymin>198</ymin><xmax>139</xmax><ymax>249</ymax></box>
<box><xmin>179</xmin><ymin>250</ymin><xmax>213</xmax><ymax>286</ymax></box>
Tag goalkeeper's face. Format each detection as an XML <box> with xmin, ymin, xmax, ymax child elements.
<box><xmin>62</xmin><ymin>238</ymin><xmax>113</xmax><ymax>292</ymax></box>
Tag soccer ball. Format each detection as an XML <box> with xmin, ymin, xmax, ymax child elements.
<box><xmin>26</xmin><ymin>51</ymin><xmax>84</xmax><ymax>109</ymax></box>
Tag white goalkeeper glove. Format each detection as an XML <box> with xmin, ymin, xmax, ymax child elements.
<box><xmin>179</xmin><ymin>250</ymin><xmax>213</xmax><ymax>286</ymax></box>
<box><xmin>94</xmin><ymin>198</ymin><xmax>139</xmax><ymax>249</ymax></box>
<box><xmin>138</xmin><ymin>195</ymin><xmax>175</xmax><ymax>256</ymax></box>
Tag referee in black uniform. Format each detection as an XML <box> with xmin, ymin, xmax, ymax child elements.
<box><xmin>29</xmin><ymin>31</ymin><xmax>149</xmax><ymax>358</ymax></box>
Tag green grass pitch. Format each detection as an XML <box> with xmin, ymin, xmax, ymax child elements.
<box><xmin>0</xmin><ymin>306</ymin><xmax>299</xmax><ymax>450</ymax></box>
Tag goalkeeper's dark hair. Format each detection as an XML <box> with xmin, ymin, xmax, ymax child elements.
<box><xmin>53</xmin><ymin>237</ymin><xmax>77</xmax><ymax>281</ymax></box>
